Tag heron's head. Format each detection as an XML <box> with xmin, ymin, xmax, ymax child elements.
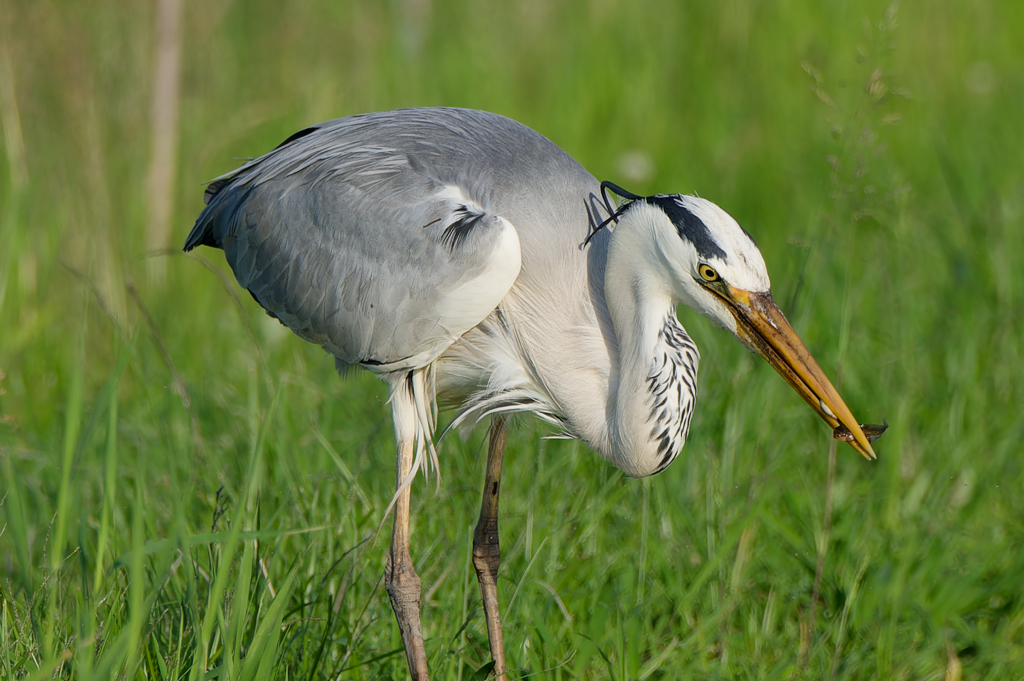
<box><xmin>612</xmin><ymin>192</ymin><xmax>877</xmax><ymax>460</ymax></box>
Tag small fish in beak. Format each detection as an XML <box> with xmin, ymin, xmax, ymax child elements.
<box><xmin>833</xmin><ymin>421</ymin><xmax>889</xmax><ymax>443</ymax></box>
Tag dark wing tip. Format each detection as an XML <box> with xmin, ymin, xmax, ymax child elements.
<box><xmin>185</xmin><ymin>181</ymin><xmax>256</xmax><ymax>252</ymax></box>
<box><xmin>183</xmin><ymin>218</ymin><xmax>216</xmax><ymax>252</ymax></box>
<box><xmin>188</xmin><ymin>172</ymin><xmax>240</xmax><ymax>250</ymax></box>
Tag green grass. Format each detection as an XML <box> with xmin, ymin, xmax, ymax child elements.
<box><xmin>2</xmin><ymin>0</ymin><xmax>1023</xmax><ymax>678</ymax></box>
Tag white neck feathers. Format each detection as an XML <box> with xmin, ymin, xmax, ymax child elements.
<box><xmin>601</xmin><ymin>205</ymin><xmax>700</xmax><ymax>477</ymax></box>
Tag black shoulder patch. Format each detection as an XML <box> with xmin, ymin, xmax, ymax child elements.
<box><xmin>274</xmin><ymin>125</ymin><xmax>321</xmax><ymax>150</ymax></box>
<box><xmin>202</xmin><ymin>126</ymin><xmax>319</xmax><ymax>206</ymax></box>
<box><xmin>645</xmin><ymin>195</ymin><xmax>727</xmax><ymax>261</ymax></box>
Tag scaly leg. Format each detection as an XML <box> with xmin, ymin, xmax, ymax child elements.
<box><xmin>386</xmin><ymin>435</ymin><xmax>430</xmax><ymax>680</ymax></box>
<box><xmin>473</xmin><ymin>416</ymin><xmax>508</xmax><ymax>676</ymax></box>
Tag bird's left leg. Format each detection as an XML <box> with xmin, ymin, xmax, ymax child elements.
<box><xmin>386</xmin><ymin>435</ymin><xmax>430</xmax><ymax>679</ymax></box>
<box><xmin>473</xmin><ymin>416</ymin><xmax>508</xmax><ymax>676</ymax></box>
<box><xmin>386</xmin><ymin>379</ymin><xmax>430</xmax><ymax>680</ymax></box>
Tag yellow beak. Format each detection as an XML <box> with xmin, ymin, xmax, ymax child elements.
<box><xmin>723</xmin><ymin>287</ymin><xmax>877</xmax><ymax>460</ymax></box>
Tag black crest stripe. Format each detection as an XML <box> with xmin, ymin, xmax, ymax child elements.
<box><xmin>645</xmin><ymin>195</ymin><xmax>727</xmax><ymax>261</ymax></box>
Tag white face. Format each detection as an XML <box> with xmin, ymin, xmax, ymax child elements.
<box><xmin>641</xmin><ymin>194</ymin><xmax>772</xmax><ymax>335</ymax></box>
<box><xmin>674</xmin><ymin>196</ymin><xmax>770</xmax><ymax>292</ymax></box>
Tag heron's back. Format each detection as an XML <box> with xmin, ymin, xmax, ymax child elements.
<box><xmin>186</xmin><ymin>109</ymin><xmax>612</xmax><ymax>416</ymax></box>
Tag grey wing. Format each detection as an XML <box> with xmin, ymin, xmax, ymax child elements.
<box><xmin>184</xmin><ymin>110</ymin><xmax>525</xmax><ymax>372</ymax></box>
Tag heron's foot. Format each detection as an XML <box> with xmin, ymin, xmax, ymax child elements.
<box><xmin>386</xmin><ymin>551</ymin><xmax>429</xmax><ymax>680</ymax></box>
<box><xmin>473</xmin><ymin>516</ymin><xmax>506</xmax><ymax>675</ymax></box>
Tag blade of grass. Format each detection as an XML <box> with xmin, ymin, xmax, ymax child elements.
<box><xmin>189</xmin><ymin>388</ymin><xmax>278</xmax><ymax>680</ymax></box>
<box><xmin>92</xmin><ymin>339</ymin><xmax>132</xmax><ymax>594</ymax></box>
<box><xmin>240</xmin><ymin>564</ymin><xmax>298</xmax><ymax>681</ymax></box>
<box><xmin>122</xmin><ymin>457</ymin><xmax>150</xmax><ymax>679</ymax></box>
<box><xmin>109</xmin><ymin>525</ymin><xmax>329</xmax><ymax>567</ymax></box>
<box><xmin>90</xmin><ymin>586</ymin><xmax>168</xmax><ymax>680</ymax></box>
<box><xmin>1</xmin><ymin>446</ymin><xmax>31</xmax><ymax>593</ymax></box>
<box><xmin>44</xmin><ymin>301</ymin><xmax>86</xmax><ymax>659</ymax></box>
<box><xmin>76</xmin><ymin>337</ymin><xmax>131</xmax><ymax>678</ymax></box>
<box><xmin>637</xmin><ymin>477</ymin><xmax>650</xmax><ymax>606</ymax></box>
<box><xmin>225</xmin><ymin>538</ymin><xmax>255</xmax><ymax>681</ymax></box>
<box><xmin>829</xmin><ymin>553</ymin><xmax>871</xmax><ymax>681</ymax></box>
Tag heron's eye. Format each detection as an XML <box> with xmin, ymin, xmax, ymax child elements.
<box><xmin>698</xmin><ymin>264</ymin><xmax>720</xmax><ymax>282</ymax></box>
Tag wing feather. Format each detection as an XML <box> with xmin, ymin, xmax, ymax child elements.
<box><xmin>185</xmin><ymin>109</ymin><xmax>528</xmax><ymax>372</ymax></box>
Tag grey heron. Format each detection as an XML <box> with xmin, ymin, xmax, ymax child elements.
<box><xmin>185</xmin><ymin>107</ymin><xmax>878</xmax><ymax>679</ymax></box>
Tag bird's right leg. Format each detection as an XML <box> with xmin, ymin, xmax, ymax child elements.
<box><xmin>385</xmin><ymin>417</ymin><xmax>430</xmax><ymax>675</ymax></box>
<box><xmin>473</xmin><ymin>416</ymin><xmax>508</xmax><ymax>676</ymax></box>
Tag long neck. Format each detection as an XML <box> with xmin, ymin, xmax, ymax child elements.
<box><xmin>602</xmin><ymin>213</ymin><xmax>700</xmax><ymax>477</ymax></box>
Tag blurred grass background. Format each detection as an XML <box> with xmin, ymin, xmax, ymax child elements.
<box><xmin>1</xmin><ymin>0</ymin><xmax>1023</xmax><ymax>678</ymax></box>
